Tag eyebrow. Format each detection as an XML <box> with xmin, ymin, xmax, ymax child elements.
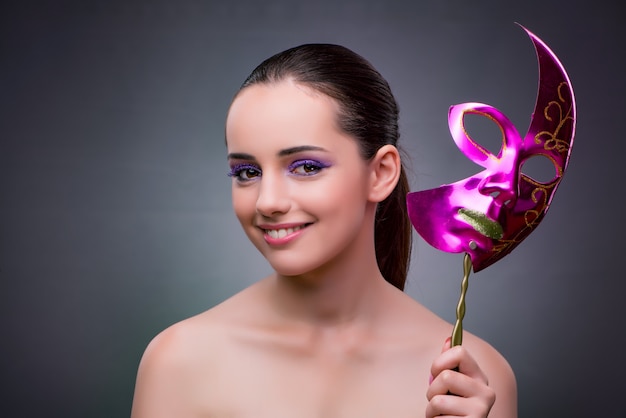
<box><xmin>278</xmin><ymin>145</ymin><xmax>328</xmax><ymax>156</ymax></box>
<box><xmin>227</xmin><ymin>145</ymin><xmax>329</xmax><ymax>160</ymax></box>
<box><xmin>227</xmin><ymin>152</ymin><xmax>255</xmax><ymax>161</ymax></box>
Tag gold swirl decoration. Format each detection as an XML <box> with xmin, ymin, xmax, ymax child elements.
<box><xmin>534</xmin><ymin>82</ymin><xmax>574</xmax><ymax>155</ymax></box>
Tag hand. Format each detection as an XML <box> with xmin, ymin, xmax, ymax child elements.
<box><xmin>425</xmin><ymin>338</ymin><xmax>496</xmax><ymax>417</ymax></box>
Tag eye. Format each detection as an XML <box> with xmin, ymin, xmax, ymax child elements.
<box><xmin>228</xmin><ymin>164</ymin><xmax>261</xmax><ymax>182</ymax></box>
<box><xmin>288</xmin><ymin>159</ymin><xmax>330</xmax><ymax>176</ymax></box>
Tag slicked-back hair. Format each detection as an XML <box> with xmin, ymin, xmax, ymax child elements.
<box><xmin>236</xmin><ymin>44</ymin><xmax>412</xmax><ymax>290</ymax></box>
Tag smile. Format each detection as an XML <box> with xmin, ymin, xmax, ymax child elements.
<box><xmin>263</xmin><ymin>224</ymin><xmax>310</xmax><ymax>239</ymax></box>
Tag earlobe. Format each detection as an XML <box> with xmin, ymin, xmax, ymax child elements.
<box><xmin>368</xmin><ymin>145</ymin><xmax>401</xmax><ymax>203</ymax></box>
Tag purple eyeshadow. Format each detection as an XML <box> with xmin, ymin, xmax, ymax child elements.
<box><xmin>228</xmin><ymin>163</ymin><xmax>259</xmax><ymax>177</ymax></box>
<box><xmin>287</xmin><ymin>159</ymin><xmax>332</xmax><ymax>171</ymax></box>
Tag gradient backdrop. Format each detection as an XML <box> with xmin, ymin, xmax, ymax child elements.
<box><xmin>2</xmin><ymin>1</ymin><xmax>624</xmax><ymax>417</ymax></box>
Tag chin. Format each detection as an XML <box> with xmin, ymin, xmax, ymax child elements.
<box><xmin>265</xmin><ymin>256</ymin><xmax>319</xmax><ymax>278</ymax></box>
<box><xmin>265</xmin><ymin>246</ymin><xmax>345</xmax><ymax>279</ymax></box>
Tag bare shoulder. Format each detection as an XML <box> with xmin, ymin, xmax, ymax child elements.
<box><xmin>464</xmin><ymin>331</ymin><xmax>518</xmax><ymax>416</ymax></box>
<box><xmin>392</xmin><ymin>288</ymin><xmax>516</xmax><ymax>382</ymax></box>
<box><xmin>135</xmin><ymin>291</ymin><xmax>248</xmax><ymax>373</ymax></box>
<box><xmin>136</xmin><ymin>309</ymin><xmax>223</xmax><ymax>373</ymax></box>
<box><xmin>130</xmin><ymin>313</ymin><xmax>221</xmax><ymax>417</ymax></box>
<box><xmin>463</xmin><ymin>331</ymin><xmax>516</xmax><ymax>383</ymax></box>
<box><xmin>131</xmin><ymin>284</ymin><xmax>261</xmax><ymax>418</ymax></box>
<box><xmin>388</xmin><ymin>288</ymin><xmax>517</xmax><ymax>416</ymax></box>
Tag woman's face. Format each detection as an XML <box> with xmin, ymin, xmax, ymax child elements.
<box><xmin>225</xmin><ymin>80</ymin><xmax>375</xmax><ymax>277</ymax></box>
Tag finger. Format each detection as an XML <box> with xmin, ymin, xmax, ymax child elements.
<box><xmin>428</xmin><ymin>337</ymin><xmax>452</xmax><ymax>387</ymax></box>
<box><xmin>425</xmin><ymin>393</ymin><xmax>466</xmax><ymax>418</ymax></box>
<box><xmin>430</xmin><ymin>345</ymin><xmax>461</xmax><ymax>381</ymax></box>
<box><xmin>430</xmin><ymin>345</ymin><xmax>489</xmax><ymax>385</ymax></box>
<box><xmin>429</xmin><ymin>337</ymin><xmax>458</xmax><ymax>384</ymax></box>
<box><xmin>426</xmin><ymin>370</ymin><xmax>496</xmax><ymax>417</ymax></box>
<box><xmin>427</xmin><ymin>368</ymin><xmax>490</xmax><ymax>400</ymax></box>
<box><xmin>426</xmin><ymin>392</ymin><xmax>495</xmax><ymax>418</ymax></box>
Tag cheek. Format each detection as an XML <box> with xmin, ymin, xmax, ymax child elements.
<box><xmin>302</xmin><ymin>174</ymin><xmax>369</xmax><ymax>219</ymax></box>
<box><xmin>231</xmin><ymin>186</ymin><xmax>256</xmax><ymax>223</ymax></box>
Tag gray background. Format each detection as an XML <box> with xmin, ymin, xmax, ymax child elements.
<box><xmin>2</xmin><ymin>1</ymin><xmax>624</xmax><ymax>417</ymax></box>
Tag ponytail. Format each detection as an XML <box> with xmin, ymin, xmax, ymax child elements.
<box><xmin>375</xmin><ymin>165</ymin><xmax>412</xmax><ymax>290</ymax></box>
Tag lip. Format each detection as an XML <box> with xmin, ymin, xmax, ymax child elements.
<box><xmin>257</xmin><ymin>222</ymin><xmax>312</xmax><ymax>246</ymax></box>
<box><xmin>457</xmin><ymin>208</ymin><xmax>504</xmax><ymax>240</ymax></box>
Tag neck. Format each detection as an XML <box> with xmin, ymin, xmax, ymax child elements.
<box><xmin>264</xmin><ymin>221</ymin><xmax>392</xmax><ymax>327</ymax></box>
<box><xmin>273</xmin><ymin>268</ymin><xmax>387</xmax><ymax>325</ymax></box>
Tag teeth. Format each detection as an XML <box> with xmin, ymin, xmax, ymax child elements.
<box><xmin>265</xmin><ymin>225</ymin><xmax>305</xmax><ymax>239</ymax></box>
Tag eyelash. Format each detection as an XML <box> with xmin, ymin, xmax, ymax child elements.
<box><xmin>227</xmin><ymin>163</ymin><xmax>261</xmax><ymax>182</ymax></box>
<box><xmin>287</xmin><ymin>159</ymin><xmax>330</xmax><ymax>176</ymax></box>
<box><xmin>227</xmin><ymin>159</ymin><xmax>330</xmax><ymax>182</ymax></box>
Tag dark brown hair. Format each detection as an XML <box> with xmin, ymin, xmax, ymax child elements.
<box><xmin>237</xmin><ymin>44</ymin><xmax>412</xmax><ymax>290</ymax></box>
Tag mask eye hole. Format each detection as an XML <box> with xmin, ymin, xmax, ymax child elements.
<box><xmin>463</xmin><ymin>112</ymin><xmax>505</xmax><ymax>157</ymax></box>
<box><xmin>520</xmin><ymin>155</ymin><xmax>559</xmax><ymax>184</ymax></box>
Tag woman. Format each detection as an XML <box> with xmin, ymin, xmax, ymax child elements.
<box><xmin>131</xmin><ymin>44</ymin><xmax>517</xmax><ymax>417</ymax></box>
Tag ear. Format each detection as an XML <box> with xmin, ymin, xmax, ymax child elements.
<box><xmin>368</xmin><ymin>145</ymin><xmax>401</xmax><ymax>203</ymax></box>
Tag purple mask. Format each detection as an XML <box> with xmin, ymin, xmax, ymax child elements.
<box><xmin>406</xmin><ymin>25</ymin><xmax>576</xmax><ymax>272</ymax></box>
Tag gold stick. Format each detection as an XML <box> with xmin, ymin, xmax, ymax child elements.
<box><xmin>450</xmin><ymin>253</ymin><xmax>473</xmax><ymax>347</ymax></box>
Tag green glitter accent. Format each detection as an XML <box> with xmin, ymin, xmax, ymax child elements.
<box><xmin>458</xmin><ymin>208</ymin><xmax>504</xmax><ymax>240</ymax></box>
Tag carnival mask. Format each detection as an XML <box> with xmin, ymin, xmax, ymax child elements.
<box><xmin>407</xmin><ymin>25</ymin><xmax>576</xmax><ymax>273</ymax></box>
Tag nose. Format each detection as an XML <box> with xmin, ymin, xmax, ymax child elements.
<box><xmin>255</xmin><ymin>172</ymin><xmax>291</xmax><ymax>217</ymax></box>
<box><xmin>478</xmin><ymin>170</ymin><xmax>517</xmax><ymax>208</ymax></box>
